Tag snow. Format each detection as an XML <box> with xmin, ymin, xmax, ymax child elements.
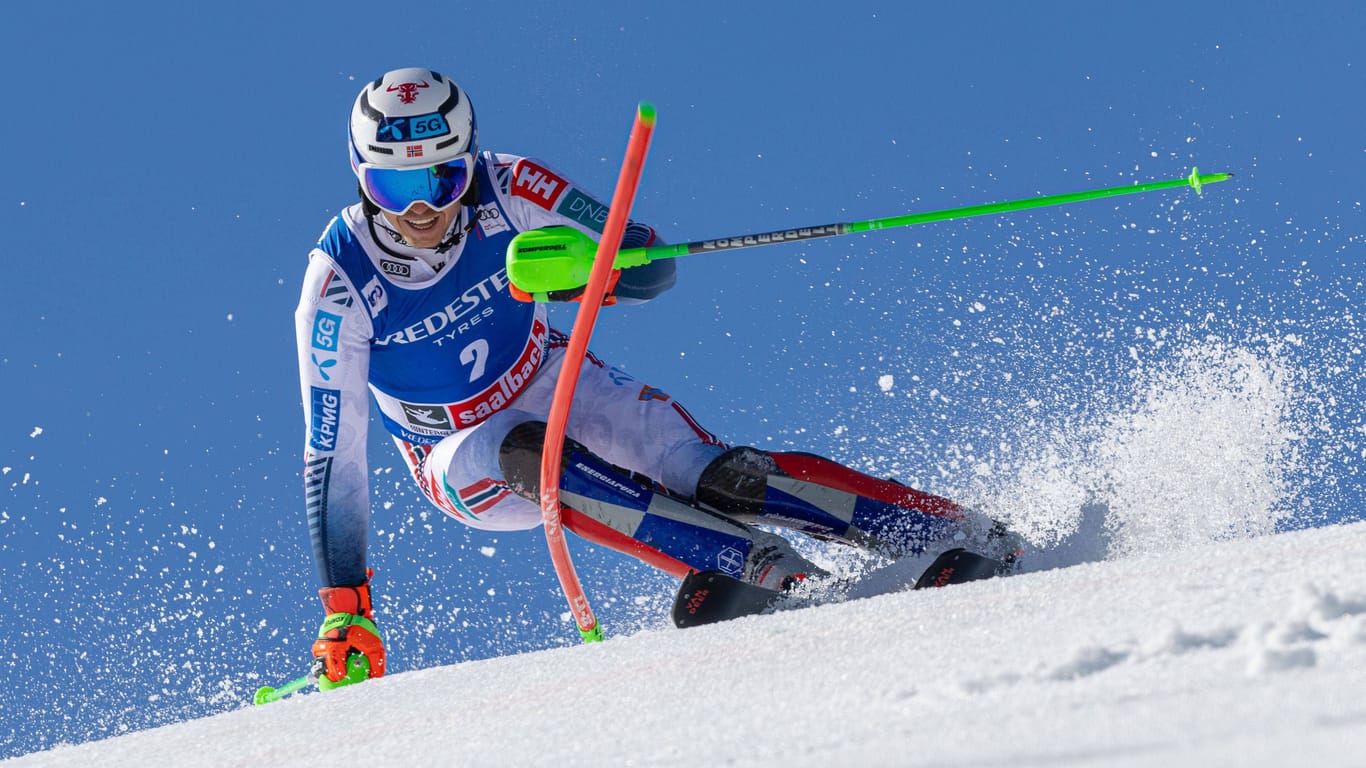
<box><xmin>10</xmin><ymin>520</ymin><xmax>1366</xmax><ymax>767</ymax></box>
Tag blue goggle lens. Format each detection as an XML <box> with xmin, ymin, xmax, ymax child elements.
<box><xmin>361</xmin><ymin>156</ymin><xmax>471</xmax><ymax>214</ymax></box>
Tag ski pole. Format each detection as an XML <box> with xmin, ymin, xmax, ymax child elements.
<box><xmin>506</xmin><ymin>167</ymin><xmax>1232</xmax><ymax>296</ymax></box>
<box><xmin>254</xmin><ymin>672</ymin><xmax>315</xmax><ymax>705</ymax></box>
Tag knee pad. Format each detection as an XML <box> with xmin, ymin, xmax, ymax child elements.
<box><xmin>694</xmin><ymin>446</ymin><xmax>778</xmax><ymax>519</ymax></box>
<box><xmin>499</xmin><ymin>420</ymin><xmax>606</xmax><ymax>503</ymax></box>
<box><xmin>498</xmin><ymin>420</ymin><xmax>550</xmax><ymax>502</ymax></box>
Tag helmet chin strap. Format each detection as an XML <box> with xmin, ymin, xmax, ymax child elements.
<box><xmin>358</xmin><ymin>183</ymin><xmax>382</xmax><ymax>218</ymax></box>
<box><xmin>432</xmin><ymin>215</ymin><xmax>475</xmax><ymax>255</ymax></box>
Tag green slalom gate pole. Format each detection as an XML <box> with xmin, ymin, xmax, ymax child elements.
<box><xmin>507</xmin><ymin>168</ymin><xmax>1232</xmax><ymax>297</ymax></box>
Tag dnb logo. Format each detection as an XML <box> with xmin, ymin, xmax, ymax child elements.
<box><xmin>386</xmin><ymin>80</ymin><xmax>428</xmax><ymax>105</ymax></box>
<box><xmin>377</xmin><ymin>112</ymin><xmax>451</xmax><ymax>142</ymax></box>
<box><xmin>556</xmin><ymin>189</ymin><xmax>608</xmax><ymax>233</ymax></box>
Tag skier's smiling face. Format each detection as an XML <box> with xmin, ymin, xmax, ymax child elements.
<box><xmin>381</xmin><ymin>202</ymin><xmax>457</xmax><ymax>249</ymax></box>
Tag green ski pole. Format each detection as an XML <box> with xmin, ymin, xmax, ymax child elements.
<box><xmin>507</xmin><ymin>168</ymin><xmax>1232</xmax><ymax>297</ymax></box>
<box><xmin>254</xmin><ymin>672</ymin><xmax>315</xmax><ymax>705</ymax></box>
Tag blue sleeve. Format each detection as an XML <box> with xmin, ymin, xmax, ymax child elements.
<box><xmin>615</xmin><ymin>259</ymin><xmax>676</xmax><ymax>303</ymax></box>
<box><xmin>613</xmin><ymin>224</ymin><xmax>676</xmax><ymax>303</ymax></box>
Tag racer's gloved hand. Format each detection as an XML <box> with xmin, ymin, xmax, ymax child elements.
<box><xmin>311</xmin><ymin>575</ymin><xmax>386</xmax><ymax>690</ymax></box>
<box><xmin>506</xmin><ymin>225</ymin><xmax>622</xmax><ymax>304</ymax></box>
<box><xmin>508</xmin><ymin>270</ymin><xmax>621</xmax><ymax>304</ymax></box>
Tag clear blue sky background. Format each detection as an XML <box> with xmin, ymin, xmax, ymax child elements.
<box><xmin>2</xmin><ymin>1</ymin><xmax>1362</xmax><ymax>757</ymax></box>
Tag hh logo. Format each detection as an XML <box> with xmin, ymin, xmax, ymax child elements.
<box><xmin>511</xmin><ymin>159</ymin><xmax>568</xmax><ymax>210</ymax></box>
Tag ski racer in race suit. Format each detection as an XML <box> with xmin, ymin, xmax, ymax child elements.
<box><xmin>296</xmin><ymin>67</ymin><xmax>1020</xmax><ymax>689</ymax></box>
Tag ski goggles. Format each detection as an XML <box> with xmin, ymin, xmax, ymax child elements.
<box><xmin>355</xmin><ymin>153</ymin><xmax>474</xmax><ymax>214</ymax></box>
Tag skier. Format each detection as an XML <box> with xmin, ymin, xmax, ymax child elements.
<box><xmin>296</xmin><ymin>67</ymin><xmax>1020</xmax><ymax>689</ymax></box>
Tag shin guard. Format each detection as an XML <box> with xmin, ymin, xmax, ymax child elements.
<box><xmin>498</xmin><ymin>421</ymin><xmax>780</xmax><ymax>581</ymax></box>
<box><xmin>695</xmin><ymin>447</ymin><xmax>972</xmax><ymax>557</ymax></box>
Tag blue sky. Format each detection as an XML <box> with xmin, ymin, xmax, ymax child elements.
<box><xmin>2</xmin><ymin>1</ymin><xmax>1363</xmax><ymax>758</ymax></box>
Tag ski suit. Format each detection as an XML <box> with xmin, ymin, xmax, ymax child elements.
<box><xmin>296</xmin><ymin>151</ymin><xmax>1001</xmax><ymax>593</ymax></box>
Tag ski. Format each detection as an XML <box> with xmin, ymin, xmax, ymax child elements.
<box><xmin>671</xmin><ymin>548</ymin><xmax>1011</xmax><ymax>628</ymax></box>
<box><xmin>912</xmin><ymin>548</ymin><xmax>1005</xmax><ymax>589</ymax></box>
<box><xmin>672</xmin><ymin>569</ymin><xmax>781</xmax><ymax>628</ymax></box>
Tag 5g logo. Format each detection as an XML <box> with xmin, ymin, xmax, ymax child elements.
<box><xmin>410</xmin><ymin>115</ymin><xmax>449</xmax><ymax>137</ymax></box>
<box><xmin>376</xmin><ymin>113</ymin><xmax>450</xmax><ymax>141</ymax></box>
<box><xmin>312</xmin><ymin>310</ymin><xmax>341</xmax><ymax>352</ymax></box>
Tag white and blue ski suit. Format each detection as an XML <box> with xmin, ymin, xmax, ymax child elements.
<box><xmin>296</xmin><ymin>152</ymin><xmax>997</xmax><ymax>595</ymax></box>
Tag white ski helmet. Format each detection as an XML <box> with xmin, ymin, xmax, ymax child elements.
<box><xmin>349</xmin><ymin>67</ymin><xmax>478</xmax><ymax>212</ymax></box>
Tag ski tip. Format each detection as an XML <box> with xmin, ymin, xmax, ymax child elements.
<box><xmin>253</xmin><ymin>686</ymin><xmax>277</xmax><ymax>706</ymax></box>
<box><xmin>672</xmin><ymin>569</ymin><xmax>778</xmax><ymax>628</ymax></box>
<box><xmin>637</xmin><ymin>102</ymin><xmax>657</xmax><ymax>126</ymax></box>
<box><xmin>911</xmin><ymin>548</ymin><xmax>1006</xmax><ymax>590</ymax></box>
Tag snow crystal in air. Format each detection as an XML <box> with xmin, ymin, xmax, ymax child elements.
<box><xmin>878</xmin><ymin>375</ymin><xmax>895</xmax><ymax>392</ymax></box>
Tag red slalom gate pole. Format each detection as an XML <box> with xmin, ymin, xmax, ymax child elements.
<box><xmin>539</xmin><ymin>103</ymin><xmax>657</xmax><ymax>642</ymax></box>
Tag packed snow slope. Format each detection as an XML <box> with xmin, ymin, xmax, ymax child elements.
<box><xmin>10</xmin><ymin>519</ymin><xmax>1366</xmax><ymax>768</ymax></box>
